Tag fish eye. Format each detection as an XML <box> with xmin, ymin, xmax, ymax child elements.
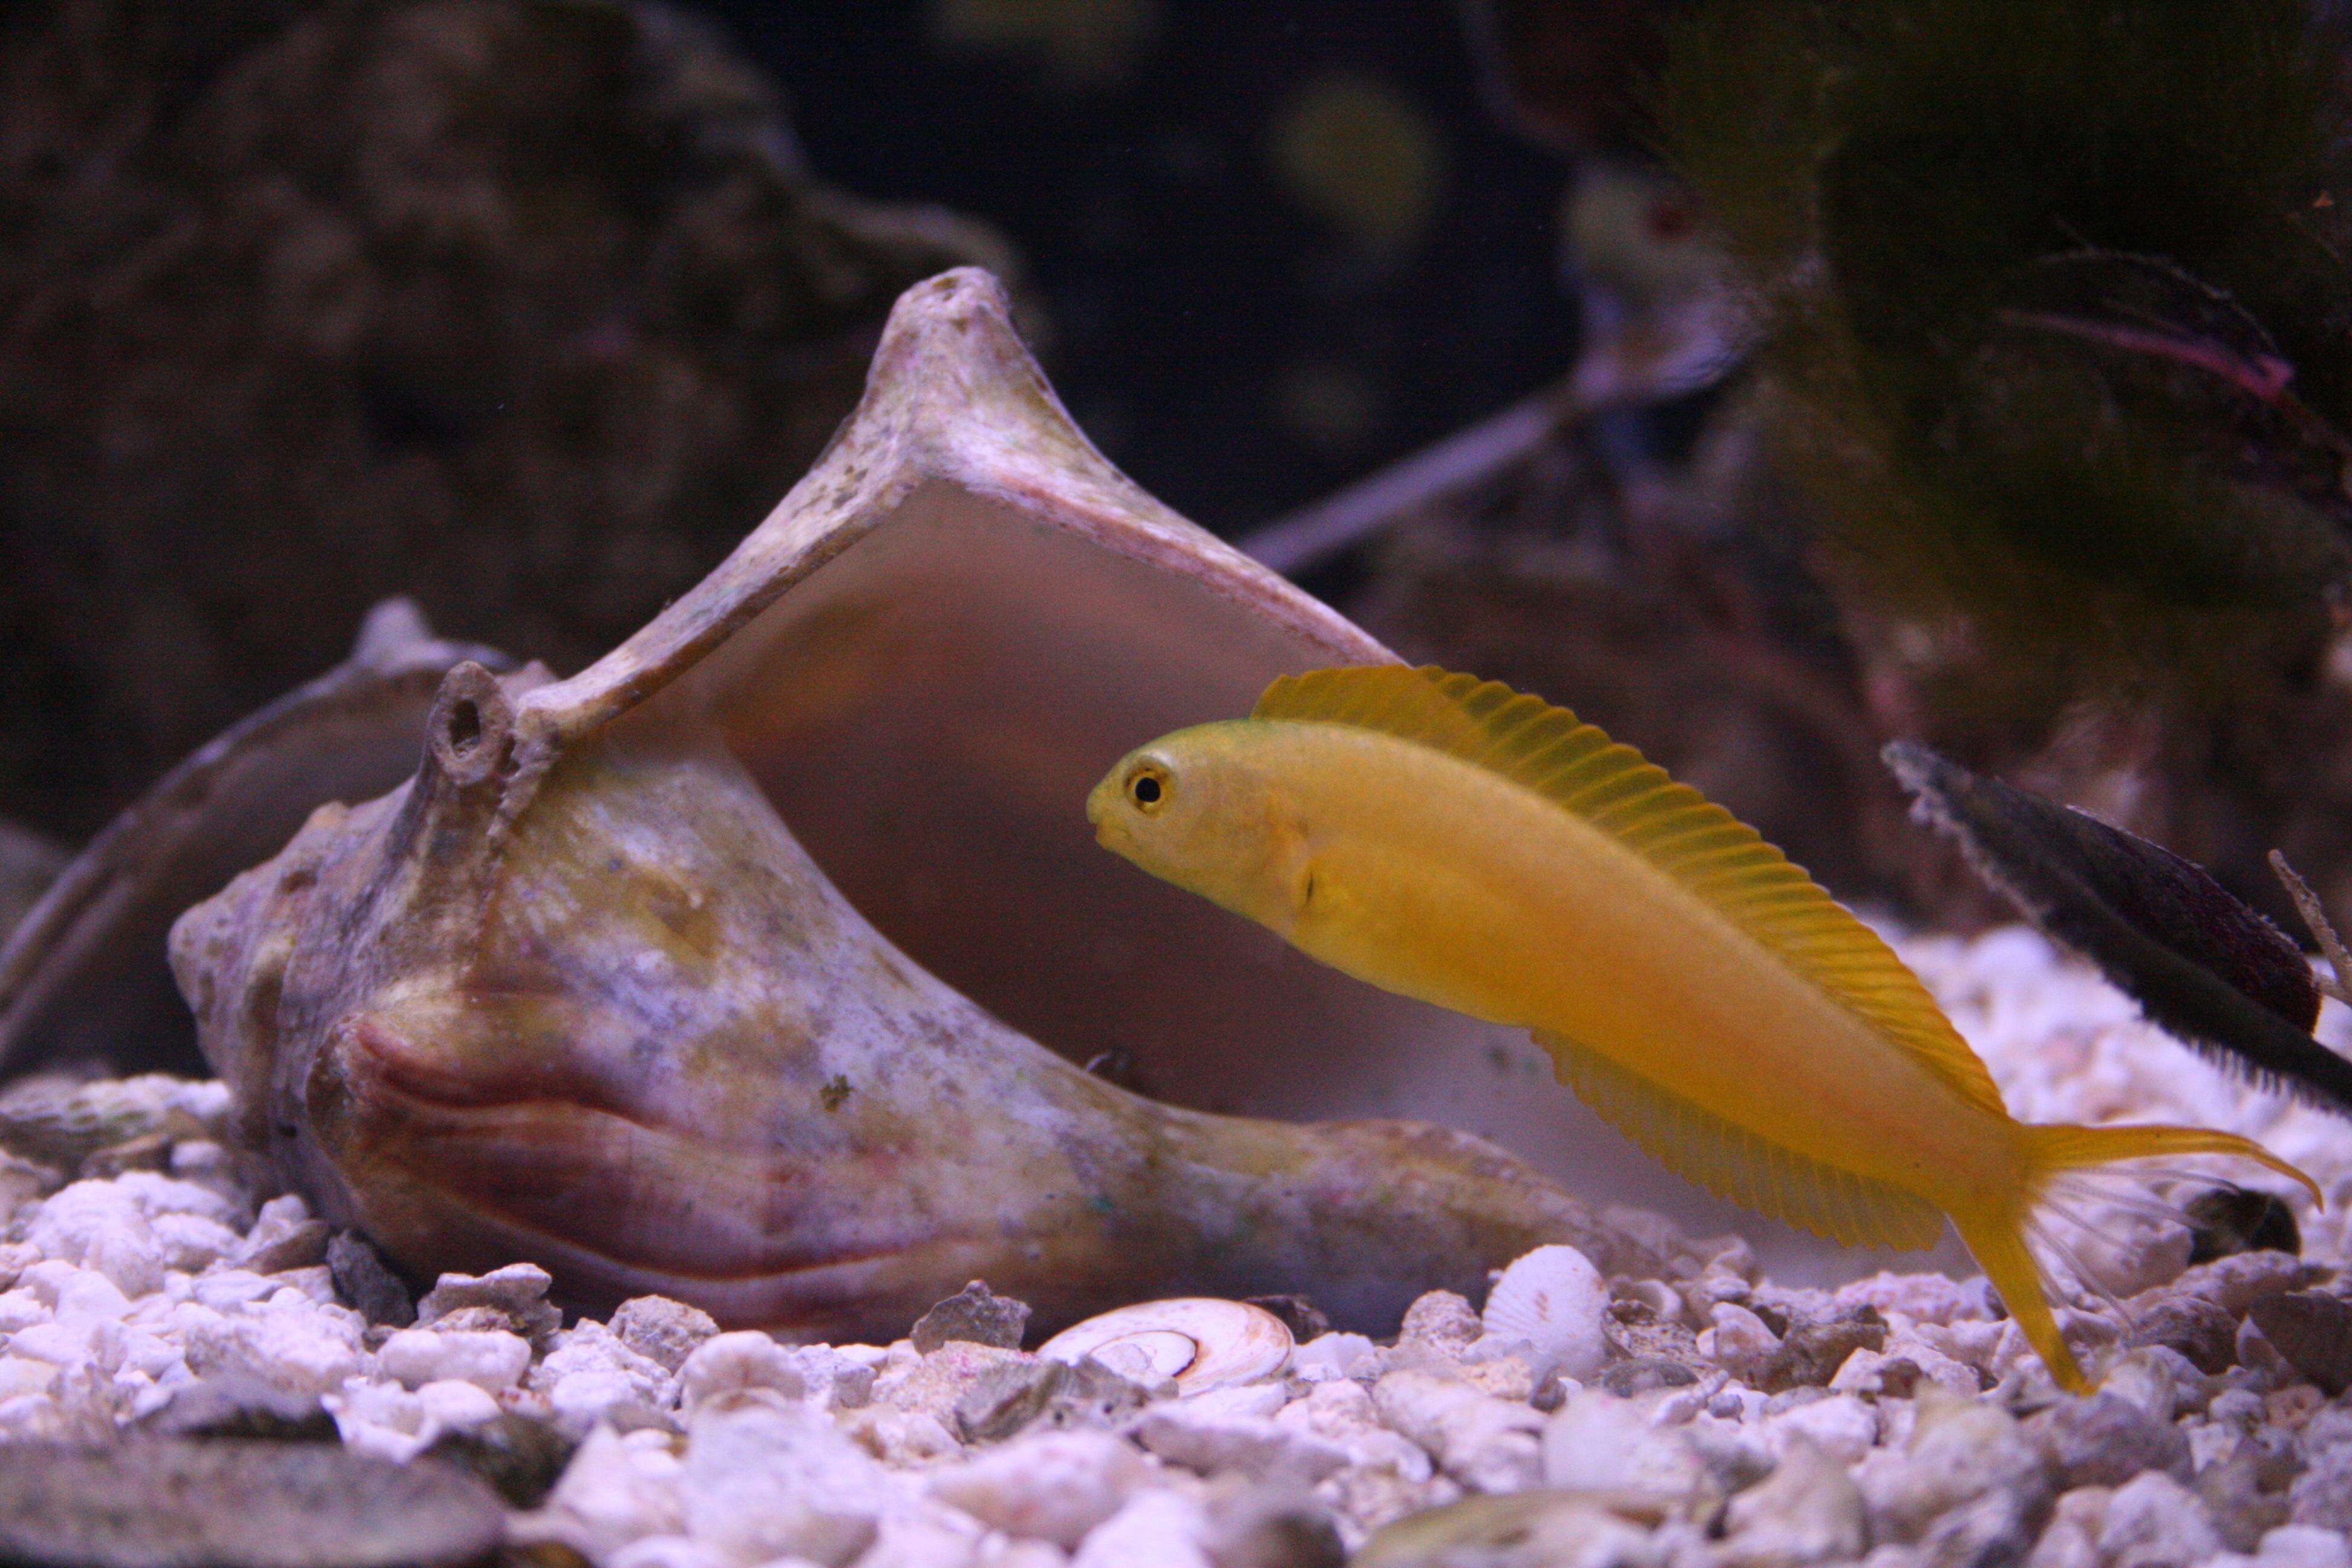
<box><xmin>1126</xmin><ymin>763</ymin><xmax>1171</xmax><ymax>813</ymax></box>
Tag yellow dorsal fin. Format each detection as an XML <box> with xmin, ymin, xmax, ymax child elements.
<box><xmin>1256</xmin><ymin>665</ymin><xmax>2009</xmax><ymax>1119</ymax></box>
<box><xmin>1538</xmin><ymin>1030</ymin><xmax>1949</xmax><ymax>1249</ymax></box>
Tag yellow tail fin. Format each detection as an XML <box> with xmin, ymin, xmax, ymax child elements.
<box><xmin>1961</xmin><ymin>1123</ymin><xmax>2321</xmax><ymax>1393</ymax></box>
<box><xmin>2023</xmin><ymin>1123</ymin><xmax>2321</xmax><ymax>1200</ymax></box>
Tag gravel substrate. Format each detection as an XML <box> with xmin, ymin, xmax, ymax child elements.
<box><xmin>2</xmin><ymin>926</ymin><xmax>2350</xmax><ymax>1568</ymax></box>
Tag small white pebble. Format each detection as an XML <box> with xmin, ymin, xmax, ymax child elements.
<box><xmin>549</xmin><ymin>1369</ymin><xmax>647</xmax><ymax>1427</ymax></box>
<box><xmin>677</xmin><ymin>1330</ymin><xmax>811</xmax><ymax>1410</ymax></box>
<box><xmin>149</xmin><ymin>1212</ymin><xmax>243</xmax><ymax>1275</ymax></box>
<box><xmin>1070</xmin><ymin>1488</ymin><xmax>1214</xmax><ymax>1568</ymax></box>
<box><xmin>416</xmin><ymin>1377</ymin><xmax>502</xmax><ymax>1429</ymax></box>
<box><xmin>0</xmin><ymin>1290</ymin><xmax>46</xmax><ymax>1334</ymax></box>
<box><xmin>604</xmin><ymin>1537</ymin><xmax>733</xmax><ymax>1568</ymax></box>
<box><xmin>377</xmin><ymin>1327</ymin><xmax>532</xmax><ymax>1393</ymax></box>
<box><xmin>1762</xmin><ymin>1393</ymin><xmax>1878</xmax><ymax>1465</ymax></box>
<box><xmin>1700</xmin><ymin>1301</ymin><xmax>1779</xmax><ymax>1375</ymax></box>
<box><xmin>53</xmin><ymin>1265</ymin><xmax>134</xmax><ymax>1330</ymax></box>
<box><xmin>2258</xmin><ymin>1526</ymin><xmax>2352</xmax><ymax>1568</ymax></box>
<box><xmin>191</xmin><ymin>1270</ymin><xmax>278</xmax><ymax>1311</ymax></box>
<box><xmin>929</xmin><ymin>1429</ymin><xmax>1150</xmax><ymax>1550</ymax></box>
<box><xmin>1289</xmin><ymin>1331</ymin><xmax>1377</xmax><ymax>1382</ymax></box>
<box><xmin>0</xmin><ymin>1357</ymin><xmax>58</xmax><ymax>1400</ymax></box>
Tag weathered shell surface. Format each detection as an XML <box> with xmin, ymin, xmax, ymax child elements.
<box><xmin>1038</xmin><ymin>1299</ymin><xmax>1293</xmax><ymax>1393</ymax></box>
<box><xmin>0</xmin><ymin>601</ymin><xmax>511</xmax><ymax>1079</ymax></box>
<box><xmin>1480</xmin><ymin>1244</ymin><xmax>1610</xmax><ymax>1380</ymax></box>
<box><xmin>154</xmin><ymin>271</ymin><xmax>1740</xmax><ymax>1338</ymax></box>
<box><xmin>149</xmin><ymin>266</ymin><xmax>1869</xmax><ymax>1338</ymax></box>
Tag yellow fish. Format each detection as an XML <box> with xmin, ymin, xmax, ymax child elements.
<box><xmin>1086</xmin><ymin>665</ymin><xmax>2318</xmax><ymax>1391</ymax></box>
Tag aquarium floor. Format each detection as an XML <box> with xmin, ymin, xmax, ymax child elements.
<box><xmin>1</xmin><ymin>926</ymin><xmax>2348</xmax><ymax>1568</ymax></box>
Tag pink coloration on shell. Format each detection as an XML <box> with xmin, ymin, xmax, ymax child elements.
<box><xmin>161</xmin><ymin>271</ymin><xmax>1753</xmax><ymax>1341</ymax></box>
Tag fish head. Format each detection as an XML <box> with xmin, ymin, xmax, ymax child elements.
<box><xmin>1088</xmin><ymin>722</ymin><xmax>1307</xmax><ymax>933</ymax></box>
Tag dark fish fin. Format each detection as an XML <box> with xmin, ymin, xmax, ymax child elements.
<box><xmin>1886</xmin><ymin>741</ymin><xmax>2352</xmax><ymax>1117</ymax></box>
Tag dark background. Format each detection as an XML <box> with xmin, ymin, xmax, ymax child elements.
<box><xmin>0</xmin><ymin>0</ymin><xmax>1589</xmax><ymax>837</ymax></box>
<box><xmin>720</xmin><ymin>0</ymin><xmax>1580</xmax><ymax>531</ymax></box>
<box><xmin>23</xmin><ymin>2</ymin><xmax>2352</xmax><ymax>1060</ymax></box>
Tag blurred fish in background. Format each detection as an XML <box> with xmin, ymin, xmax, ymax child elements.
<box><xmin>1661</xmin><ymin>0</ymin><xmax>2352</xmax><ymax>927</ymax></box>
<box><xmin>1276</xmin><ymin>0</ymin><xmax>2352</xmax><ymax>936</ymax></box>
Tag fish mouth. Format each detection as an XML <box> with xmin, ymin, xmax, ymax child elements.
<box><xmin>1084</xmin><ymin>781</ymin><xmax>1128</xmax><ymax>854</ymax></box>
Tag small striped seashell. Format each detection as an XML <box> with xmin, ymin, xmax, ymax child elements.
<box><xmin>1038</xmin><ymin>1298</ymin><xmax>1293</xmax><ymax>1393</ymax></box>
<box><xmin>1480</xmin><ymin>1244</ymin><xmax>1609</xmax><ymax>1380</ymax></box>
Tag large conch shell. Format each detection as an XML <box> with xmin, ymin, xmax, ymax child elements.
<box><xmin>166</xmin><ymin>270</ymin><xmax>1843</xmax><ymax>1341</ymax></box>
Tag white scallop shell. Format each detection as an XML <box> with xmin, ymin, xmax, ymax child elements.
<box><xmin>1480</xmin><ymin>1244</ymin><xmax>1608</xmax><ymax>1379</ymax></box>
<box><xmin>1037</xmin><ymin>1298</ymin><xmax>1293</xmax><ymax>1393</ymax></box>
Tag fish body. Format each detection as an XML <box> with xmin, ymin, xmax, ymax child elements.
<box><xmin>1141</xmin><ymin>721</ymin><xmax>2006</xmax><ymax>1198</ymax></box>
<box><xmin>1089</xmin><ymin>667</ymin><xmax>2318</xmax><ymax>1391</ymax></box>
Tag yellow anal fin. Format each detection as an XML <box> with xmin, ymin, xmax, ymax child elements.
<box><xmin>1950</xmin><ymin>1210</ymin><xmax>2090</xmax><ymax>1393</ymax></box>
<box><xmin>1536</xmin><ymin>1029</ymin><xmax>1947</xmax><ymax>1251</ymax></box>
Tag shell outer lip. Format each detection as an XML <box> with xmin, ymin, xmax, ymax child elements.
<box><xmin>1036</xmin><ymin>1297</ymin><xmax>1294</xmax><ymax>1394</ymax></box>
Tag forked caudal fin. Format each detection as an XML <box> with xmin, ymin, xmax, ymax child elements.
<box><xmin>1959</xmin><ymin>1122</ymin><xmax>2321</xmax><ymax>1393</ymax></box>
